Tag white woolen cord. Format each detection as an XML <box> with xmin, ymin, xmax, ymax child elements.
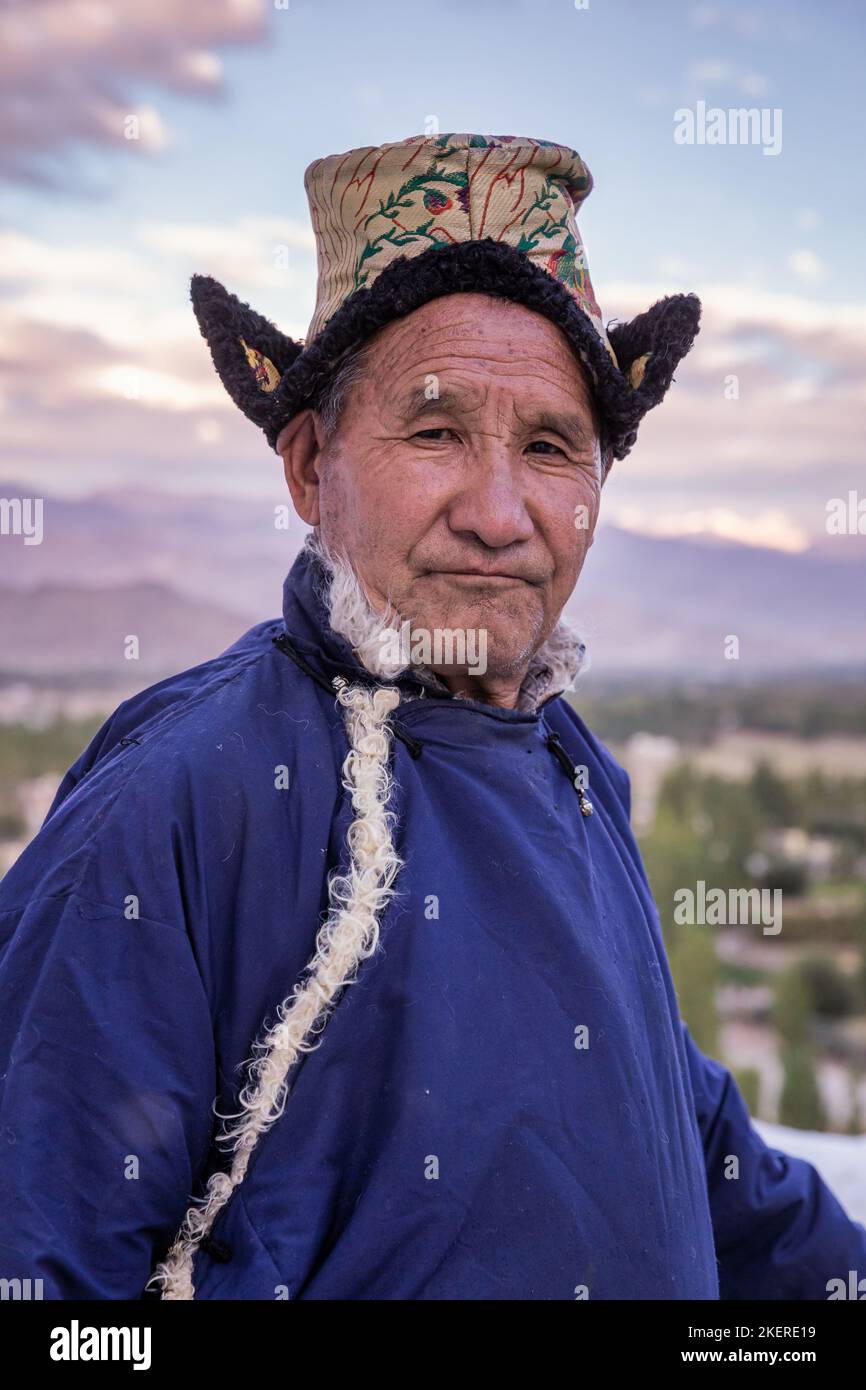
<box><xmin>146</xmin><ymin>677</ymin><xmax>404</xmax><ymax>1300</ymax></box>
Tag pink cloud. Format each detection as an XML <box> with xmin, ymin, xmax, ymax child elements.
<box><xmin>0</xmin><ymin>0</ymin><xmax>266</xmax><ymax>186</ymax></box>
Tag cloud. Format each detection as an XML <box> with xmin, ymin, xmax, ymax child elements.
<box><xmin>609</xmin><ymin>506</ymin><xmax>812</xmax><ymax>553</ymax></box>
<box><xmin>688</xmin><ymin>60</ymin><xmax>731</xmax><ymax>83</ymax></box>
<box><xmin>689</xmin><ymin>6</ymin><xmax>764</xmax><ymax>38</ymax></box>
<box><xmin>2</xmin><ymin>217</ymin><xmax>864</xmax><ymax>532</ymax></box>
<box><xmin>139</xmin><ymin>217</ymin><xmax>317</xmax><ymax>292</ymax></box>
<box><xmin>598</xmin><ymin>274</ymin><xmax>866</xmax><ymax>542</ymax></box>
<box><xmin>787</xmin><ymin>249</ymin><xmax>827</xmax><ymax>284</ymax></box>
<box><xmin>796</xmin><ymin>207</ymin><xmax>821</xmax><ymax>232</ymax></box>
<box><xmin>0</xmin><ymin>211</ymin><xmax>315</xmax><ymax>497</ymax></box>
<box><xmin>0</xmin><ymin>219</ymin><xmax>316</xmax><ymax>352</ymax></box>
<box><xmin>603</xmin><ymin>279</ymin><xmax>866</xmax><ymax>345</ymax></box>
<box><xmin>0</xmin><ymin>0</ymin><xmax>267</xmax><ymax>186</ymax></box>
<box><xmin>0</xmin><ymin>306</ymin><xmax>262</xmax><ymax>498</ymax></box>
<box><xmin>656</xmin><ymin>254</ymin><xmax>704</xmax><ymax>280</ymax></box>
<box><xmin>685</xmin><ymin>59</ymin><xmax>768</xmax><ymax>97</ymax></box>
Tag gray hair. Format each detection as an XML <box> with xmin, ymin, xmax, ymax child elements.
<box><xmin>314</xmin><ymin>342</ymin><xmax>371</xmax><ymax>437</ymax></box>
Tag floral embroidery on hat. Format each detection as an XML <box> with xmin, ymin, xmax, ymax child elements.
<box><xmin>422</xmin><ymin>188</ymin><xmax>453</xmax><ymax>215</ymax></box>
<box><xmin>351</xmin><ymin>164</ymin><xmax>470</xmax><ymax>290</ymax></box>
<box><xmin>305</xmin><ymin>134</ymin><xmax>612</xmax><ymax>356</ymax></box>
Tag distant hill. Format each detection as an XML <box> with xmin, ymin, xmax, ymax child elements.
<box><xmin>0</xmin><ymin>580</ymin><xmax>258</xmax><ymax>679</ymax></box>
<box><xmin>0</xmin><ymin>483</ymin><xmax>298</xmax><ymax>619</ymax></box>
<box><xmin>571</xmin><ymin>527</ymin><xmax>866</xmax><ymax>675</ymax></box>
<box><xmin>2</xmin><ymin>482</ymin><xmax>865</xmax><ymax>680</ymax></box>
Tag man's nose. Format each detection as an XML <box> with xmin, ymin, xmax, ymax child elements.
<box><xmin>446</xmin><ymin>445</ymin><xmax>534</xmax><ymax>549</ymax></box>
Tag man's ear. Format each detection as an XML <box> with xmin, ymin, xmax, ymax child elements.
<box><xmin>278</xmin><ymin>409</ymin><xmax>327</xmax><ymax>526</ymax></box>
<box><xmin>190</xmin><ymin>275</ymin><xmax>302</xmax><ymax>428</ymax></box>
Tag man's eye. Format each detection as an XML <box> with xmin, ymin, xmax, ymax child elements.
<box><xmin>409</xmin><ymin>431</ymin><xmax>570</xmax><ymax>455</ymax></box>
<box><xmin>527</xmin><ymin>440</ymin><xmax>566</xmax><ymax>456</ymax></box>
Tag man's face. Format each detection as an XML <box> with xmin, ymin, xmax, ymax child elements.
<box><xmin>287</xmin><ymin>293</ymin><xmax>603</xmax><ymax>694</ymax></box>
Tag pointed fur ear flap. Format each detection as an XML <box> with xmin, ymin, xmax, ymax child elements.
<box><xmin>190</xmin><ymin>274</ymin><xmax>303</xmax><ymax>429</ymax></box>
<box><xmin>607</xmin><ymin>292</ymin><xmax>701</xmax><ymax>410</ymax></box>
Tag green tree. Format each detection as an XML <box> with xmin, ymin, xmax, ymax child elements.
<box><xmin>751</xmin><ymin>760</ymin><xmax>794</xmax><ymax>827</ymax></box>
<box><xmin>670</xmin><ymin>928</ymin><xmax>718</xmax><ymax>1055</ymax></box>
<box><xmin>773</xmin><ymin>965</ymin><xmax>811</xmax><ymax>1045</ymax></box>
<box><xmin>799</xmin><ymin>955</ymin><xmax>857</xmax><ymax>1019</ymax></box>
<box><xmin>778</xmin><ymin>1042</ymin><xmax>827</xmax><ymax>1131</ymax></box>
<box><xmin>845</xmin><ymin>1072</ymin><xmax>864</xmax><ymax>1137</ymax></box>
<box><xmin>733</xmin><ymin>1066</ymin><xmax>761</xmax><ymax>1117</ymax></box>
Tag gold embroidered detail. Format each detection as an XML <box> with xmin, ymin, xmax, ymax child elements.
<box><xmin>240</xmin><ymin>337</ymin><xmax>281</xmax><ymax>393</ymax></box>
<box><xmin>628</xmin><ymin>352</ymin><xmax>651</xmax><ymax>389</ymax></box>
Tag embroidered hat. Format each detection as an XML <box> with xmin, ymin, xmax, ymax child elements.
<box><xmin>190</xmin><ymin>133</ymin><xmax>701</xmax><ymax>467</ymax></box>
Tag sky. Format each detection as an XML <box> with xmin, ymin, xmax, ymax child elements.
<box><xmin>1</xmin><ymin>0</ymin><xmax>864</xmax><ymax>553</ymax></box>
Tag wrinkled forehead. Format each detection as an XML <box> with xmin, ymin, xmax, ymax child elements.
<box><xmin>356</xmin><ymin>291</ymin><xmax>601</xmax><ymax>421</ymax></box>
<box><xmin>372</xmin><ymin>290</ymin><xmax>589</xmax><ymax>363</ymax></box>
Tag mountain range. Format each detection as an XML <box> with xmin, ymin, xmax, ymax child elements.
<box><xmin>2</xmin><ymin>483</ymin><xmax>864</xmax><ymax>683</ymax></box>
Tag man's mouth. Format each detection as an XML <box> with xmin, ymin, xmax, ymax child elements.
<box><xmin>426</xmin><ymin>568</ymin><xmax>534</xmax><ymax>584</ymax></box>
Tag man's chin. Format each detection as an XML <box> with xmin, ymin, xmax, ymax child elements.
<box><xmin>424</xmin><ymin>628</ymin><xmax>540</xmax><ymax>683</ymax></box>
<box><xmin>408</xmin><ymin>611</ymin><xmax>530</xmax><ymax>669</ymax></box>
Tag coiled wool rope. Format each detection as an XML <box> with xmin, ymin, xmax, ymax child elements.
<box><xmin>146</xmin><ymin>676</ymin><xmax>404</xmax><ymax>1300</ymax></box>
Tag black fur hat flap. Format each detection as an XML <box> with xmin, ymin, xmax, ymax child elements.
<box><xmin>189</xmin><ymin>274</ymin><xmax>302</xmax><ymax>429</ymax></box>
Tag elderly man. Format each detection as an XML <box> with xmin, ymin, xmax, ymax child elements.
<box><xmin>1</xmin><ymin>133</ymin><xmax>864</xmax><ymax>1302</ymax></box>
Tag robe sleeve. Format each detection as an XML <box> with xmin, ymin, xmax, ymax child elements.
<box><xmin>0</xmin><ymin>889</ymin><xmax>216</xmax><ymax>1299</ymax></box>
<box><xmin>683</xmin><ymin>1022</ymin><xmax>866</xmax><ymax>1299</ymax></box>
<box><xmin>45</xmin><ymin>676</ymin><xmax>195</xmax><ymax>820</ymax></box>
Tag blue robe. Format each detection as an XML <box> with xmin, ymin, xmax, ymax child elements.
<box><xmin>1</xmin><ymin>544</ymin><xmax>864</xmax><ymax>1299</ymax></box>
